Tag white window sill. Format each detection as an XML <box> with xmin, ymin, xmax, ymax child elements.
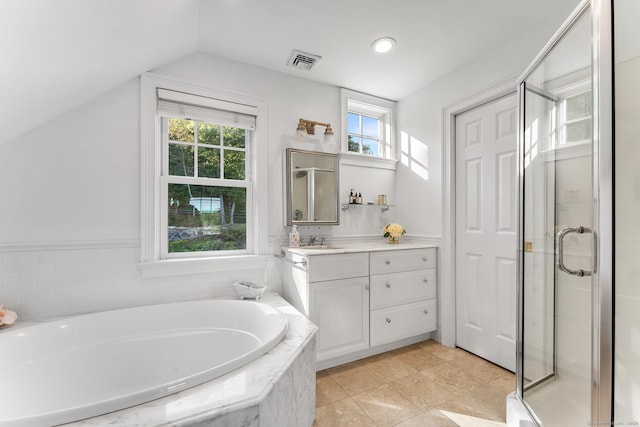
<box><xmin>340</xmin><ymin>152</ymin><xmax>398</xmax><ymax>170</ymax></box>
<box><xmin>139</xmin><ymin>255</ymin><xmax>268</xmax><ymax>278</ymax></box>
<box><xmin>540</xmin><ymin>140</ymin><xmax>591</xmax><ymax>162</ymax></box>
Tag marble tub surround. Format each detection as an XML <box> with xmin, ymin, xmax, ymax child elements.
<box><xmin>58</xmin><ymin>293</ymin><xmax>318</xmax><ymax>427</ymax></box>
<box><xmin>313</xmin><ymin>340</ymin><xmax>514</xmax><ymax>427</ymax></box>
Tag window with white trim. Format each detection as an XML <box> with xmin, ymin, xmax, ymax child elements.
<box><xmin>341</xmin><ymin>88</ymin><xmax>396</xmax><ymax>163</ymax></box>
<box><xmin>545</xmin><ymin>77</ymin><xmax>592</xmax><ymax>151</ymax></box>
<box><xmin>158</xmin><ymin>89</ymin><xmax>256</xmax><ymax>258</ymax></box>
<box><xmin>140</xmin><ymin>74</ymin><xmax>268</xmax><ymax>270</ymax></box>
<box><xmin>559</xmin><ymin>87</ymin><xmax>592</xmax><ymax>146</ymax></box>
<box><xmin>348</xmin><ymin>111</ymin><xmax>381</xmax><ymax>155</ymax></box>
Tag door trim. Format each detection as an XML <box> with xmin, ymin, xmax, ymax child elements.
<box><xmin>591</xmin><ymin>0</ymin><xmax>613</xmax><ymax>422</ymax></box>
<box><xmin>441</xmin><ymin>80</ymin><xmax>516</xmax><ymax>347</ymax></box>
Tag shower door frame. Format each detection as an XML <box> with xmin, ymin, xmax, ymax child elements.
<box><xmin>514</xmin><ymin>0</ymin><xmax>614</xmax><ymax>424</ymax></box>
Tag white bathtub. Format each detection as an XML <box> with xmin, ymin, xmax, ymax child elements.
<box><xmin>0</xmin><ymin>299</ymin><xmax>288</xmax><ymax>427</ymax></box>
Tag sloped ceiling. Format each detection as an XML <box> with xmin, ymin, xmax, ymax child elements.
<box><xmin>1</xmin><ymin>0</ymin><xmax>579</xmax><ymax>145</ymax></box>
<box><xmin>0</xmin><ymin>0</ymin><xmax>200</xmax><ymax>145</ymax></box>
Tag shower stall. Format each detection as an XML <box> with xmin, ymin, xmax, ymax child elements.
<box><xmin>507</xmin><ymin>0</ymin><xmax>640</xmax><ymax>425</ymax></box>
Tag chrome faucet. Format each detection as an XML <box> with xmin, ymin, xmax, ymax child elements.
<box><xmin>307</xmin><ymin>236</ymin><xmax>326</xmax><ymax>246</ymax></box>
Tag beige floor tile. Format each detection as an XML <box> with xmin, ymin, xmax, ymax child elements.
<box><xmin>450</xmin><ymin>354</ymin><xmax>513</xmax><ymax>384</ymax></box>
<box><xmin>326</xmin><ymin>359</ymin><xmax>363</xmax><ymax>375</ymax></box>
<box><xmin>436</xmin><ymin>399</ymin><xmax>502</xmax><ymax>422</ymax></box>
<box><xmin>359</xmin><ymin>350</ymin><xmax>394</xmax><ymax>364</ymax></box>
<box><xmin>488</xmin><ymin>374</ymin><xmax>516</xmax><ymax>395</ymax></box>
<box><xmin>316</xmin><ymin>369</ymin><xmax>332</xmax><ymax>379</ymax></box>
<box><xmin>389</xmin><ymin>342</ymin><xmax>424</xmax><ymax>355</ymax></box>
<box><xmin>394</xmin><ymin>410</ymin><xmax>461</xmax><ymax>427</ymax></box>
<box><xmin>392</xmin><ymin>346</ymin><xmax>446</xmax><ymax>371</ymax></box>
<box><xmin>330</xmin><ymin>364</ymin><xmax>386</xmax><ymax>396</ymax></box>
<box><xmin>387</xmin><ymin>372</ymin><xmax>456</xmax><ymax>410</ymax></box>
<box><xmin>351</xmin><ymin>384</ymin><xmax>421</xmax><ymax>427</ymax></box>
<box><xmin>314</xmin><ymin>397</ymin><xmax>376</xmax><ymax>427</ymax></box>
<box><xmin>362</xmin><ymin>354</ymin><xmax>418</xmax><ymax>382</ymax></box>
<box><xmin>421</xmin><ymin>341</ymin><xmax>469</xmax><ymax>362</ymax></box>
<box><xmin>453</xmin><ymin>383</ymin><xmax>509</xmax><ymax>422</ymax></box>
<box><xmin>314</xmin><ymin>341</ymin><xmax>511</xmax><ymax>426</ymax></box>
<box><xmin>316</xmin><ymin>374</ymin><xmax>348</xmax><ymax>408</ymax></box>
<box><xmin>420</xmin><ymin>363</ymin><xmax>484</xmax><ymax>396</ymax></box>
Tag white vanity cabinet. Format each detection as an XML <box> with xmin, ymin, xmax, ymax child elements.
<box><xmin>282</xmin><ymin>245</ymin><xmax>437</xmax><ymax>369</ymax></box>
<box><xmin>369</xmin><ymin>248</ymin><xmax>437</xmax><ymax>347</ymax></box>
<box><xmin>283</xmin><ymin>252</ymin><xmax>370</xmax><ymax>362</ymax></box>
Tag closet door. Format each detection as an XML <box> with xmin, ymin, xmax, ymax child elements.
<box><xmin>455</xmin><ymin>93</ymin><xmax>517</xmax><ymax>371</ymax></box>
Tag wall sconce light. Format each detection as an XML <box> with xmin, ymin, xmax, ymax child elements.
<box><xmin>296</xmin><ymin>118</ymin><xmax>335</xmax><ymax>145</ymax></box>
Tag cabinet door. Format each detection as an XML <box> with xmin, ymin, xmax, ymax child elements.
<box><xmin>310</xmin><ymin>277</ymin><xmax>370</xmax><ymax>361</ymax></box>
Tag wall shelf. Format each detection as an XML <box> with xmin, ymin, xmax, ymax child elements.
<box><xmin>341</xmin><ymin>204</ymin><xmax>392</xmax><ymax>212</ymax></box>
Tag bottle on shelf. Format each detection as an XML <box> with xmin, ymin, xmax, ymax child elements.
<box><xmin>349</xmin><ymin>189</ymin><xmax>356</xmax><ymax>204</ymax></box>
<box><xmin>357</xmin><ymin>193</ymin><xmax>363</xmax><ymax>204</ymax></box>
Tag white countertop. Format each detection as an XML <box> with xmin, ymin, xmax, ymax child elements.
<box><xmin>283</xmin><ymin>240</ymin><xmax>437</xmax><ymax>256</ymax></box>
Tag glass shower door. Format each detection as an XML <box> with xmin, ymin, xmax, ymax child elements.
<box><xmin>518</xmin><ymin>5</ymin><xmax>593</xmax><ymax>425</ymax></box>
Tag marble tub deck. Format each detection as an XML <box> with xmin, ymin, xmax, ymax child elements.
<box><xmin>60</xmin><ymin>293</ymin><xmax>318</xmax><ymax>426</ymax></box>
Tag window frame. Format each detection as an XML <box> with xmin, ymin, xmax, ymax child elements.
<box><xmin>161</xmin><ymin>117</ymin><xmax>252</xmax><ymax>258</ymax></box>
<box><xmin>340</xmin><ymin>88</ymin><xmax>397</xmax><ymax>170</ymax></box>
<box><xmin>557</xmin><ymin>81</ymin><xmax>592</xmax><ymax>147</ymax></box>
<box><xmin>347</xmin><ymin>111</ymin><xmax>382</xmax><ymax>156</ymax></box>
<box><xmin>140</xmin><ymin>73</ymin><xmax>268</xmax><ymax>276</ymax></box>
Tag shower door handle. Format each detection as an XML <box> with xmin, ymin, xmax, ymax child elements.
<box><xmin>555</xmin><ymin>226</ymin><xmax>592</xmax><ymax>277</ymax></box>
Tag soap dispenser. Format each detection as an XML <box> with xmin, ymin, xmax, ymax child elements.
<box><xmin>289</xmin><ymin>225</ymin><xmax>300</xmax><ymax>248</ymax></box>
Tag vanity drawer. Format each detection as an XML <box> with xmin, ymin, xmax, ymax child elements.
<box><xmin>308</xmin><ymin>252</ymin><xmax>369</xmax><ymax>282</ymax></box>
<box><xmin>370</xmin><ymin>269</ymin><xmax>436</xmax><ymax>310</ymax></box>
<box><xmin>370</xmin><ymin>248</ymin><xmax>436</xmax><ymax>275</ymax></box>
<box><xmin>370</xmin><ymin>300</ymin><xmax>437</xmax><ymax>347</ymax></box>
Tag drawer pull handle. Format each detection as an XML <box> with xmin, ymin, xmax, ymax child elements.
<box><xmin>385</xmin><ymin>259</ymin><xmax>391</xmax><ymax>265</ymax></box>
<box><xmin>423</xmin><ymin>278</ymin><xmax>429</xmax><ymax>283</ymax></box>
<box><xmin>386</xmin><ymin>317</ymin><xmax>392</xmax><ymax>324</ymax></box>
<box><xmin>424</xmin><ymin>309</ymin><xmax>429</xmax><ymax>314</ymax></box>
<box><xmin>422</xmin><ymin>256</ymin><xmax>428</xmax><ymax>262</ymax></box>
<box><xmin>365</xmin><ymin>284</ymin><xmax>370</xmax><ymax>290</ymax></box>
<box><xmin>386</xmin><ymin>282</ymin><xmax>391</xmax><ymax>288</ymax></box>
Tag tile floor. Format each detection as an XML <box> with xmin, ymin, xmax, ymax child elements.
<box><xmin>313</xmin><ymin>340</ymin><xmax>515</xmax><ymax>427</ymax></box>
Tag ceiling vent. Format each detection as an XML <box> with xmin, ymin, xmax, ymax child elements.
<box><xmin>287</xmin><ymin>50</ymin><xmax>321</xmax><ymax>71</ymax></box>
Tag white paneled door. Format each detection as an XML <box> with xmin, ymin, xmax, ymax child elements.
<box><xmin>455</xmin><ymin>93</ymin><xmax>517</xmax><ymax>371</ymax></box>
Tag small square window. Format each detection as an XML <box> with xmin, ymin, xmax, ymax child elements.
<box><xmin>347</xmin><ymin>112</ymin><xmax>381</xmax><ymax>155</ymax></box>
<box><xmin>560</xmin><ymin>88</ymin><xmax>592</xmax><ymax>146</ymax></box>
<box><xmin>341</xmin><ymin>88</ymin><xmax>396</xmax><ymax>167</ymax></box>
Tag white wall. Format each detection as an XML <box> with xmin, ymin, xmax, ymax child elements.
<box><xmin>0</xmin><ymin>52</ymin><xmax>396</xmax><ymax>320</ymax></box>
<box><xmin>0</xmin><ymin>8</ymin><xmax>577</xmax><ymax>322</ymax></box>
<box><xmin>396</xmin><ymin>32</ymin><xmax>564</xmax><ymax>237</ymax></box>
<box><xmin>154</xmin><ymin>53</ymin><xmax>396</xmax><ymax>241</ymax></box>
<box><xmin>395</xmin><ymin>26</ymin><xmax>577</xmax><ymax>346</ymax></box>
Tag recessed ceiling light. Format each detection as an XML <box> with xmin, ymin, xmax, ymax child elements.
<box><xmin>371</xmin><ymin>37</ymin><xmax>396</xmax><ymax>54</ymax></box>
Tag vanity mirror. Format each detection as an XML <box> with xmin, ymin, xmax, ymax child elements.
<box><xmin>286</xmin><ymin>148</ymin><xmax>339</xmax><ymax>225</ymax></box>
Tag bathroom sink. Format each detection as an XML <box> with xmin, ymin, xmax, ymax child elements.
<box><xmin>298</xmin><ymin>245</ymin><xmax>343</xmax><ymax>250</ymax></box>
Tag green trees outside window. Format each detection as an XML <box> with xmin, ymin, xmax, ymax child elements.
<box><xmin>166</xmin><ymin>118</ymin><xmax>248</xmax><ymax>253</ymax></box>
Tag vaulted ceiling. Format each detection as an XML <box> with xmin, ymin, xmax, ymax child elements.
<box><xmin>0</xmin><ymin>0</ymin><xmax>579</xmax><ymax>145</ymax></box>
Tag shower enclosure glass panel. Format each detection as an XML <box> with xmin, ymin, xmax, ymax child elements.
<box><xmin>614</xmin><ymin>0</ymin><xmax>640</xmax><ymax>422</ymax></box>
<box><xmin>519</xmin><ymin>7</ymin><xmax>593</xmax><ymax>425</ymax></box>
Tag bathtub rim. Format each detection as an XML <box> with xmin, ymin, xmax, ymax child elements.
<box><xmin>0</xmin><ymin>297</ymin><xmax>293</xmax><ymax>427</ymax></box>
